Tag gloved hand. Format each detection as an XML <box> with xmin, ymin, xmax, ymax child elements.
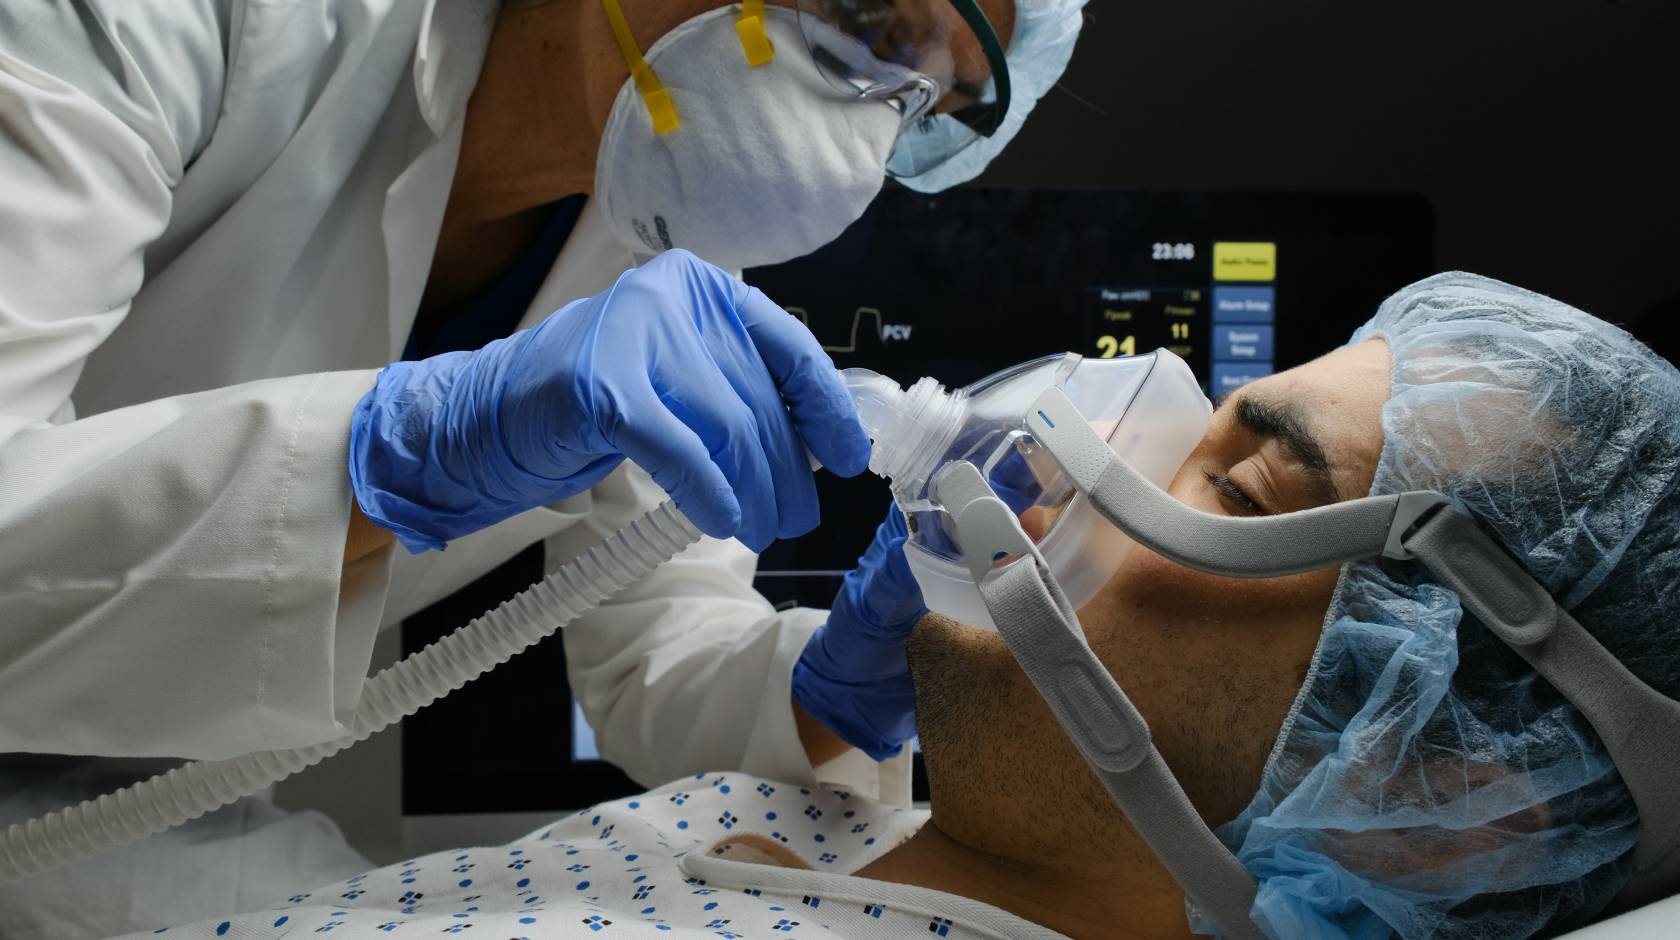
<box><xmin>348</xmin><ymin>249</ymin><xmax>871</xmax><ymax>552</ymax></box>
<box><xmin>792</xmin><ymin>505</ymin><xmax>928</xmax><ymax>760</ymax></box>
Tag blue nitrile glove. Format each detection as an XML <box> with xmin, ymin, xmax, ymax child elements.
<box><xmin>348</xmin><ymin>249</ymin><xmax>872</xmax><ymax>552</ymax></box>
<box><xmin>792</xmin><ymin>505</ymin><xmax>928</xmax><ymax>760</ymax></box>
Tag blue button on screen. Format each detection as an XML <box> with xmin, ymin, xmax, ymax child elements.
<box><xmin>1214</xmin><ymin>325</ymin><xmax>1275</xmax><ymax>360</ymax></box>
<box><xmin>1212</xmin><ymin>363</ymin><xmax>1274</xmax><ymax>393</ymax></box>
<box><xmin>1212</xmin><ymin>286</ymin><xmax>1275</xmax><ymax>323</ymax></box>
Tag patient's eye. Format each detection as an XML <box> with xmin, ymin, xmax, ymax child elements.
<box><xmin>1203</xmin><ymin>469</ymin><xmax>1264</xmax><ymax>515</ymax></box>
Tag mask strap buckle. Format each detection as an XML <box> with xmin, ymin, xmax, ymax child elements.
<box><xmin>736</xmin><ymin>0</ymin><xmax>776</xmax><ymax>67</ymax></box>
<box><xmin>602</xmin><ymin>0</ymin><xmax>680</xmax><ymax>133</ymax></box>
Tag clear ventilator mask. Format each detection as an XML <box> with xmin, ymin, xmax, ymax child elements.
<box><xmin>843</xmin><ymin>349</ymin><xmax>1210</xmax><ymax>629</ymax></box>
<box><xmin>842</xmin><ymin>349</ymin><xmax>1680</xmax><ymax>939</ymax></box>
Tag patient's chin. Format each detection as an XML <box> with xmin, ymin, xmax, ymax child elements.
<box><xmin>907</xmin><ymin>611</ymin><xmax>1018</xmax><ymax>740</ymax></box>
<box><xmin>908</xmin><ymin>611</ymin><xmax>1009</xmax><ymax>668</ymax></box>
<box><xmin>913</xmin><ymin>610</ymin><xmax>991</xmax><ymax>640</ymax></box>
<box><xmin>908</xmin><ymin>608</ymin><xmax>1085</xmax><ymax>831</ymax></box>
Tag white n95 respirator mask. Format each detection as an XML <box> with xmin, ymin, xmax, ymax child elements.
<box><xmin>593</xmin><ymin>5</ymin><xmax>903</xmax><ymax>272</ymax></box>
<box><xmin>842</xmin><ymin>349</ymin><xmax>1215</xmax><ymax>629</ymax></box>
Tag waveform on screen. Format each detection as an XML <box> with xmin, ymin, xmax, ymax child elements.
<box><xmin>788</xmin><ymin>306</ymin><xmax>914</xmax><ymax>353</ymax></box>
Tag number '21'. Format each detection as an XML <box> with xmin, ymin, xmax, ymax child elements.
<box><xmin>1096</xmin><ymin>334</ymin><xmax>1137</xmax><ymax>358</ymax></box>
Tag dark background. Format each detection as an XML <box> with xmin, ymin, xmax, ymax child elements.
<box><xmin>982</xmin><ymin>0</ymin><xmax>1678</xmax><ymax>361</ymax></box>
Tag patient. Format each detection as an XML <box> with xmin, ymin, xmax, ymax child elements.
<box><xmin>131</xmin><ymin>274</ymin><xmax>1679</xmax><ymax>939</ymax></box>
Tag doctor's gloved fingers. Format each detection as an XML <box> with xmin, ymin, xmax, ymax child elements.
<box><xmin>733</xmin><ymin>284</ymin><xmax>872</xmax><ymax>478</ymax></box>
<box><xmin>667</xmin><ymin>356</ymin><xmax>805</xmax><ymax>549</ymax></box>
<box><xmin>688</xmin><ymin>317</ymin><xmax>824</xmax><ymax>541</ymax></box>
<box><xmin>861</xmin><ymin>505</ymin><xmax>913</xmax><ymax>569</ymax></box>
<box><xmin>757</xmin><ymin>406</ymin><xmax>823</xmax><ymax>540</ymax></box>
<box><xmin>841</xmin><ymin>509</ymin><xmax>927</xmax><ymax>632</ymax></box>
<box><xmin>607</xmin><ymin>400</ymin><xmax>740</xmax><ymax>543</ymax></box>
<box><xmin>610</xmin><ymin>384</ymin><xmax>783</xmax><ymax>551</ymax></box>
<box><xmin>884</xmin><ymin>502</ymin><xmax>910</xmax><ymax>539</ymax></box>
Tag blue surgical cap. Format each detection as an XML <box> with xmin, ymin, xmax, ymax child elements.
<box><xmin>1206</xmin><ymin>273</ymin><xmax>1680</xmax><ymax>939</ymax></box>
<box><xmin>894</xmin><ymin>0</ymin><xmax>1088</xmax><ymax>194</ymax></box>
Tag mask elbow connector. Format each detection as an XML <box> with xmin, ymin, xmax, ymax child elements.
<box><xmin>840</xmin><ymin>367</ymin><xmax>967</xmax><ymax>506</ymax></box>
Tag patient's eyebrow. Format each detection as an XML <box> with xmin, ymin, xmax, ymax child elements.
<box><xmin>1219</xmin><ymin>394</ymin><xmax>1343</xmax><ymax>504</ymax></box>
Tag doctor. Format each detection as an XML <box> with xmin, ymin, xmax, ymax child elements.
<box><xmin>0</xmin><ymin>0</ymin><xmax>1082</xmax><ymax>792</ymax></box>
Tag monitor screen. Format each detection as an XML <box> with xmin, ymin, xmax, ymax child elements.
<box><xmin>403</xmin><ymin>188</ymin><xmax>1434</xmax><ymax>816</ymax></box>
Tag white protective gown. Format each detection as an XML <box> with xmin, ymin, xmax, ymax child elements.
<box><xmin>0</xmin><ymin>0</ymin><xmax>908</xmax><ymax>915</ymax></box>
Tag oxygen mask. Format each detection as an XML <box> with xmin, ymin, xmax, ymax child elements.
<box><xmin>843</xmin><ymin>350</ymin><xmax>1213</xmax><ymax>628</ymax></box>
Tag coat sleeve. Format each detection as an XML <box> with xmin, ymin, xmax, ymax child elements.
<box><xmin>0</xmin><ymin>3</ymin><xmax>395</xmax><ymax>759</ymax></box>
<box><xmin>555</xmin><ymin>464</ymin><xmax>914</xmax><ymax>805</ymax></box>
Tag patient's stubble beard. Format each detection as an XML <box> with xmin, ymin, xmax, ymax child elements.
<box><xmin>906</xmin><ymin>611</ymin><xmax>1137</xmax><ymax>859</ymax></box>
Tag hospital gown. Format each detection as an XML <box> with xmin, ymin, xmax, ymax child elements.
<box><xmin>125</xmin><ymin>773</ymin><xmax>1067</xmax><ymax>939</ymax></box>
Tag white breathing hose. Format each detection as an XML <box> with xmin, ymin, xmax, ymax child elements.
<box><xmin>0</xmin><ymin>501</ymin><xmax>703</xmax><ymax>882</ymax></box>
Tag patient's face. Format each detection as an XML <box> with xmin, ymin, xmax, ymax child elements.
<box><xmin>909</xmin><ymin>339</ymin><xmax>1392</xmax><ymax>868</ymax></box>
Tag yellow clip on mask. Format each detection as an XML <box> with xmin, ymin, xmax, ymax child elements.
<box><xmin>601</xmin><ymin>0</ymin><xmax>777</xmax><ymax>133</ymax></box>
<box><xmin>736</xmin><ymin>0</ymin><xmax>775</xmax><ymax>67</ymax></box>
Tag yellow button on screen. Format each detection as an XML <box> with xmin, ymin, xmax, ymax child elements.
<box><xmin>1213</xmin><ymin>242</ymin><xmax>1277</xmax><ymax>282</ymax></box>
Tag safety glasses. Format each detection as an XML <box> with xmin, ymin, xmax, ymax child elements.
<box><xmin>794</xmin><ymin>0</ymin><xmax>1013</xmax><ymax>180</ymax></box>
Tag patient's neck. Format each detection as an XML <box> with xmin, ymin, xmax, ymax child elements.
<box><xmin>856</xmin><ymin>817</ymin><xmax>1195</xmax><ymax>940</ymax></box>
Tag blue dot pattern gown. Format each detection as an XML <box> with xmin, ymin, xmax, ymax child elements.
<box><xmin>118</xmin><ymin>773</ymin><xmax>1070</xmax><ymax>939</ymax></box>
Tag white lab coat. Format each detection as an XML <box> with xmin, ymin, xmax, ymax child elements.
<box><xmin>0</xmin><ymin>0</ymin><xmax>908</xmax><ymax>794</ymax></box>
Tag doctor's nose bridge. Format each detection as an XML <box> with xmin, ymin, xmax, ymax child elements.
<box><xmin>1013</xmin><ymin>384</ymin><xmax>1680</xmax><ymax>918</ymax></box>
